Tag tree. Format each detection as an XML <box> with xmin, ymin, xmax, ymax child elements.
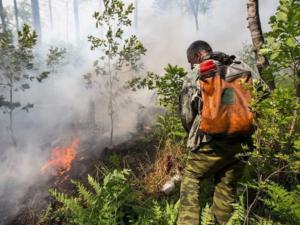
<box><xmin>0</xmin><ymin>25</ymin><xmax>37</xmax><ymax>146</ymax></box>
<box><xmin>154</xmin><ymin>0</ymin><xmax>212</xmax><ymax>31</ymax></box>
<box><xmin>31</xmin><ymin>0</ymin><xmax>41</xmax><ymax>41</ymax></box>
<box><xmin>0</xmin><ymin>0</ymin><xmax>6</xmax><ymax>31</ymax></box>
<box><xmin>187</xmin><ymin>0</ymin><xmax>211</xmax><ymax>31</ymax></box>
<box><xmin>13</xmin><ymin>0</ymin><xmax>19</xmax><ymax>31</ymax></box>
<box><xmin>86</xmin><ymin>0</ymin><xmax>146</xmax><ymax>145</ymax></box>
<box><xmin>240</xmin><ymin>1</ymin><xmax>300</xmax><ymax>222</ymax></box>
<box><xmin>247</xmin><ymin>0</ymin><xmax>275</xmax><ymax>89</ymax></box>
<box><xmin>0</xmin><ymin>25</ymin><xmax>62</xmax><ymax>147</ymax></box>
<box><xmin>260</xmin><ymin>0</ymin><xmax>300</xmax><ymax>96</ymax></box>
<box><xmin>48</xmin><ymin>0</ymin><xmax>53</xmax><ymax>31</ymax></box>
<box><xmin>73</xmin><ymin>0</ymin><xmax>80</xmax><ymax>43</ymax></box>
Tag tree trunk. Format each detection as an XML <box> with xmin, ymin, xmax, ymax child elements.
<box><xmin>9</xmin><ymin>78</ymin><xmax>16</xmax><ymax>147</ymax></box>
<box><xmin>134</xmin><ymin>0</ymin><xmax>138</xmax><ymax>31</ymax></box>
<box><xmin>66</xmin><ymin>1</ymin><xmax>69</xmax><ymax>41</ymax></box>
<box><xmin>109</xmin><ymin>65</ymin><xmax>114</xmax><ymax>146</ymax></box>
<box><xmin>31</xmin><ymin>0</ymin><xmax>42</xmax><ymax>42</ymax></box>
<box><xmin>13</xmin><ymin>0</ymin><xmax>19</xmax><ymax>31</ymax></box>
<box><xmin>296</xmin><ymin>62</ymin><xmax>300</xmax><ymax>97</ymax></box>
<box><xmin>48</xmin><ymin>0</ymin><xmax>53</xmax><ymax>32</ymax></box>
<box><xmin>247</xmin><ymin>0</ymin><xmax>275</xmax><ymax>89</ymax></box>
<box><xmin>0</xmin><ymin>0</ymin><xmax>6</xmax><ymax>31</ymax></box>
<box><xmin>189</xmin><ymin>0</ymin><xmax>200</xmax><ymax>31</ymax></box>
<box><xmin>73</xmin><ymin>0</ymin><xmax>80</xmax><ymax>43</ymax></box>
<box><xmin>194</xmin><ymin>13</ymin><xmax>199</xmax><ymax>31</ymax></box>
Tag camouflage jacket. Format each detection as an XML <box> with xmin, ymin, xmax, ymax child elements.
<box><xmin>179</xmin><ymin>60</ymin><xmax>265</xmax><ymax>151</ymax></box>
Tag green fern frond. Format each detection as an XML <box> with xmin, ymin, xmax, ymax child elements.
<box><xmin>165</xmin><ymin>200</ymin><xmax>180</xmax><ymax>225</ymax></box>
<box><xmin>260</xmin><ymin>182</ymin><xmax>300</xmax><ymax>223</ymax></box>
<box><xmin>226</xmin><ymin>196</ymin><xmax>245</xmax><ymax>225</ymax></box>
<box><xmin>49</xmin><ymin>188</ymin><xmax>83</xmax><ymax>213</ymax></box>
<box><xmin>87</xmin><ymin>174</ymin><xmax>102</xmax><ymax>195</ymax></box>
<box><xmin>200</xmin><ymin>204</ymin><xmax>215</xmax><ymax>225</ymax></box>
<box><xmin>74</xmin><ymin>180</ymin><xmax>95</xmax><ymax>207</ymax></box>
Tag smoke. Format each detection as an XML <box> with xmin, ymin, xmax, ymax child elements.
<box><xmin>0</xmin><ymin>0</ymin><xmax>279</xmax><ymax>223</ymax></box>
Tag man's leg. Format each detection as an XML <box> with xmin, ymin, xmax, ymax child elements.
<box><xmin>212</xmin><ymin>160</ymin><xmax>245</xmax><ymax>225</ymax></box>
<box><xmin>177</xmin><ymin>146</ymin><xmax>225</xmax><ymax>225</ymax></box>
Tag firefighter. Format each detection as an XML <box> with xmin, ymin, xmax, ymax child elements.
<box><xmin>177</xmin><ymin>40</ymin><xmax>257</xmax><ymax>225</ymax></box>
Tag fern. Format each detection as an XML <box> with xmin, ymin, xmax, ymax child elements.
<box><xmin>226</xmin><ymin>196</ymin><xmax>245</xmax><ymax>225</ymax></box>
<box><xmin>48</xmin><ymin>169</ymin><xmax>136</xmax><ymax>225</ymax></box>
<box><xmin>200</xmin><ymin>204</ymin><xmax>215</xmax><ymax>225</ymax></box>
<box><xmin>260</xmin><ymin>182</ymin><xmax>300</xmax><ymax>224</ymax></box>
<box><xmin>87</xmin><ymin>174</ymin><xmax>102</xmax><ymax>195</ymax></box>
<box><xmin>72</xmin><ymin>180</ymin><xmax>95</xmax><ymax>207</ymax></box>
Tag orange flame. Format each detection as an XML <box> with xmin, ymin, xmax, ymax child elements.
<box><xmin>41</xmin><ymin>137</ymin><xmax>80</xmax><ymax>176</ymax></box>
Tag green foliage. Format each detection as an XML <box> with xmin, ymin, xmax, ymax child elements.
<box><xmin>0</xmin><ymin>24</ymin><xmax>37</xmax><ymax>113</ymax></box>
<box><xmin>200</xmin><ymin>204</ymin><xmax>214</xmax><ymax>225</ymax></box>
<box><xmin>136</xmin><ymin>200</ymin><xmax>179</xmax><ymax>225</ymax></box>
<box><xmin>251</xmin><ymin>87</ymin><xmax>300</xmax><ymax>176</ymax></box>
<box><xmin>49</xmin><ymin>170</ymin><xmax>136</xmax><ymax>225</ymax></box>
<box><xmin>47</xmin><ymin>169</ymin><xmax>180</xmax><ymax>225</ymax></box>
<box><xmin>226</xmin><ymin>196</ymin><xmax>245</xmax><ymax>225</ymax></box>
<box><xmin>108</xmin><ymin>152</ymin><xmax>122</xmax><ymax>168</ymax></box>
<box><xmin>128</xmin><ymin>64</ymin><xmax>187</xmax><ymax>142</ymax></box>
<box><xmin>259</xmin><ymin>182</ymin><xmax>300</xmax><ymax>224</ymax></box>
<box><xmin>260</xmin><ymin>0</ymin><xmax>300</xmax><ymax>90</ymax></box>
<box><xmin>47</xmin><ymin>47</ymin><xmax>67</xmax><ymax>72</ymax></box>
<box><xmin>241</xmin><ymin>1</ymin><xmax>300</xmax><ymax>220</ymax></box>
<box><xmin>243</xmin><ymin>2</ymin><xmax>300</xmax><ymax>221</ymax></box>
<box><xmin>128</xmin><ymin>64</ymin><xmax>187</xmax><ymax>111</ymax></box>
<box><xmin>87</xmin><ymin>0</ymin><xmax>146</xmax><ymax>71</ymax></box>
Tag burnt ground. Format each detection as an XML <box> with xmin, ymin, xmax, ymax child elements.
<box><xmin>7</xmin><ymin>135</ymin><xmax>159</xmax><ymax>225</ymax></box>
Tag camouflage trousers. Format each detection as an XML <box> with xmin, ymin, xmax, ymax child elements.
<box><xmin>177</xmin><ymin>140</ymin><xmax>245</xmax><ymax>225</ymax></box>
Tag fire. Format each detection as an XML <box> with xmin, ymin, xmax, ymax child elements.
<box><xmin>41</xmin><ymin>137</ymin><xmax>80</xmax><ymax>176</ymax></box>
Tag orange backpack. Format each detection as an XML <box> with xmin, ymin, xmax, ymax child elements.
<box><xmin>198</xmin><ymin>60</ymin><xmax>254</xmax><ymax>136</ymax></box>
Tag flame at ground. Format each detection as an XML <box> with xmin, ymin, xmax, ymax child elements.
<box><xmin>41</xmin><ymin>137</ymin><xmax>80</xmax><ymax>176</ymax></box>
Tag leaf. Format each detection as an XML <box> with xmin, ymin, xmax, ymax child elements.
<box><xmin>22</xmin><ymin>103</ymin><xmax>34</xmax><ymax>112</ymax></box>
<box><xmin>277</xmin><ymin>11</ymin><xmax>288</xmax><ymax>22</ymax></box>
<box><xmin>270</xmin><ymin>51</ymin><xmax>280</xmax><ymax>60</ymax></box>
<box><xmin>286</xmin><ymin>37</ymin><xmax>296</xmax><ymax>47</ymax></box>
<box><xmin>37</xmin><ymin>71</ymin><xmax>50</xmax><ymax>82</ymax></box>
<box><xmin>21</xmin><ymin>83</ymin><xmax>30</xmax><ymax>90</ymax></box>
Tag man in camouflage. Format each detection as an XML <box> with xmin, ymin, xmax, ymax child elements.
<box><xmin>177</xmin><ymin>40</ymin><xmax>256</xmax><ymax>225</ymax></box>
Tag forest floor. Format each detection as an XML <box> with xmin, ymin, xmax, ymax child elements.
<box><xmin>7</xmin><ymin>135</ymin><xmax>163</xmax><ymax>225</ymax></box>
